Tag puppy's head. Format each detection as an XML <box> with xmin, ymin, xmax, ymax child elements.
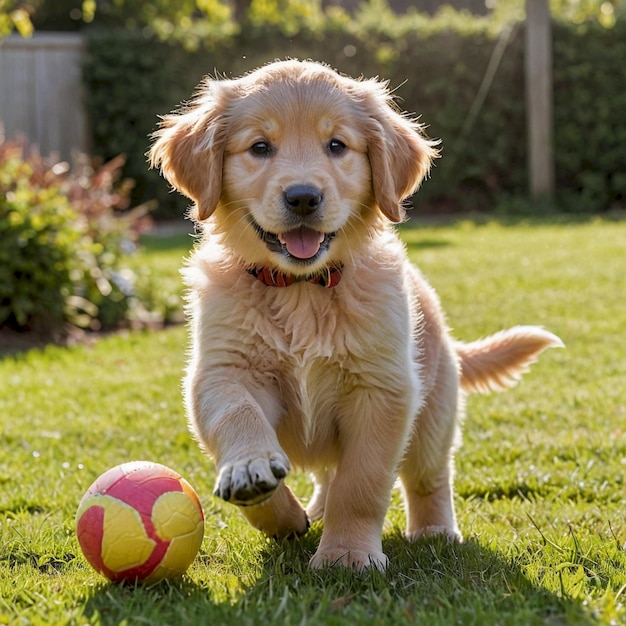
<box><xmin>150</xmin><ymin>60</ymin><xmax>438</xmax><ymax>275</ymax></box>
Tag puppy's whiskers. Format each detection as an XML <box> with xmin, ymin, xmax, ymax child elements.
<box><xmin>228</xmin><ymin>205</ymin><xmax>261</xmax><ymax>253</ymax></box>
<box><xmin>338</xmin><ymin>206</ymin><xmax>373</xmax><ymax>269</ymax></box>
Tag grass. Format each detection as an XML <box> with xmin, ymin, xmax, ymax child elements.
<box><xmin>1</xmin><ymin>216</ymin><xmax>625</xmax><ymax>625</ymax></box>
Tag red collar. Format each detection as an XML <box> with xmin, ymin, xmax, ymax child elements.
<box><xmin>247</xmin><ymin>264</ymin><xmax>342</xmax><ymax>288</ymax></box>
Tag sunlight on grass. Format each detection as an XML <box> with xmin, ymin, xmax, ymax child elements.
<box><xmin>1</xmin><ymin>217</ymin><xmax>624</xmax><ymax>625</ymax></box>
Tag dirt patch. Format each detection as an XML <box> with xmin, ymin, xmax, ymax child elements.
<box><xmin>0</xmin><ymin>326</ymin><xmax>86</xmax><ymax>357</ymax></box>
<box><xmin>0</xmin><ymin>320</ymin><xmax>179</xmax><ymax>358</ymax></box>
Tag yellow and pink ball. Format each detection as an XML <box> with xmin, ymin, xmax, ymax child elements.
<box><xmin>76</xmin><ymin>461</ymin><xmax>204</xmax><ymax>583</ymax></box>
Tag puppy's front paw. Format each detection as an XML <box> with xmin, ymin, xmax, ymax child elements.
<box><xmin>214</xmin><ymin>453</ymin><xmax>290</xmax><ymax>506</ymax></box>
<box><xmin>309</xmin><ymin>547</ymin><xmax>388</xmax><ymax>572</ymax></box>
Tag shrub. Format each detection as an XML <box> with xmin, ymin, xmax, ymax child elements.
<box><xmin>0</xmin><ymin>136</ymin><xmax>158</xmax><ymax>335</ymax></box>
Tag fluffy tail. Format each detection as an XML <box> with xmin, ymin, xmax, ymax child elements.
<box><xmin>456</xmin><ymin>326</ymin><xmax>564</xmax><ymax>394</ymax></box>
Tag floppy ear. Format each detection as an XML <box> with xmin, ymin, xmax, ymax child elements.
<box><xmin>362</xmin><ymin>83</ymin><xmax>439</xmax><ymax>223</ymax></box>
<box><xmin>149</xmin><ymin>80</ymin><xmax>231</xmax><ymax>221</ymax></box>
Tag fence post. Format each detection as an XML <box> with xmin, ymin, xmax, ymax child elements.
<box><xmin>525</xmin><ymin>0</ymin><xmax>554</xmax><ymax>200</ymax></box>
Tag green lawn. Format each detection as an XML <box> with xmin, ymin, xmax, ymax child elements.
<box><xmin>1</xmin><ymin>217</ymin><xmax>625</xmax><ymax>625</ymax></box>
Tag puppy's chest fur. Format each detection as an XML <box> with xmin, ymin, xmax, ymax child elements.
<box><xmin>246</xmin><ymin>281</ymin><xmax>418</xmax><ymax>464</ymax></box>
<box><xmin>188</xmin><ymin>231</ymin><xmax>422</xmax><ymax>464</ymax></box>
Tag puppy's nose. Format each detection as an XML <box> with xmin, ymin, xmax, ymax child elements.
<box><xmin>284</xmin><ymin>184</ymin><xmax>323</xmax><ymax>216</ymax></box>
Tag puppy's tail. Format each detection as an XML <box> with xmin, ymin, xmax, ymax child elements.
<box><xmin>456</xmin><ymin>326</ymin><xmax>564</xmax><ymax>394</ymax></box>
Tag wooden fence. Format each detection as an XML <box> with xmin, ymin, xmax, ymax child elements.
<box><xmin>0</xmin><ymin>33</ymin><xmax>89</xmax><ymax>162</ymax></box>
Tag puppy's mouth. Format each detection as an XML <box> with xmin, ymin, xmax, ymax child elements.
<box><xmin>252</xmin><ymin>221</ymin><xmax>337</xmax><ymax>263</ymax></box>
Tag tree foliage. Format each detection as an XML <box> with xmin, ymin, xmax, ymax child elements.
<box><xmin>0</xmin><ymin>0</ymin><xmax>34</xmax><ymax>36</ymax></box>
<box><xmin>2</xmin><ymin>0</ymin><xmax>625</xmax><ymax>41</ymax></box>
<box><xmin>1</xmin><ymin>0</ymin><xmax>234</xmax><ymax>43</ymax></box>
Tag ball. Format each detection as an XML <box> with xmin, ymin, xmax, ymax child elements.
<box><xmin>76</xmin><ymin>461</ymin><xmax>204</xmax><ymax>583</ymax></box>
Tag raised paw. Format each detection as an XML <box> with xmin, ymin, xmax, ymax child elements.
<box><xmin>214</xmin><ymin>453</ymin><xmax>290</xmax><ymax>506</ymax></box>
<box><xmin>309</xmin><ymin>547</ymin><xmax>388</xmax><ymax>572</ymax></box>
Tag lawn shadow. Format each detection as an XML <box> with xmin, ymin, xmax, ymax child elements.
<box><xmin>139</xmin><ymin>219</ymin><xmax>197</xmax><ymax>252</ymax></box>
<box><xmin>80</xmin><ymin>524</ymin><xmax>596</xmax><ymax>625</ymax></box>
<box><xmin>246</xmin><ymin>528</ymin><xmax>597</xmax><ymax>624</ymax></box>
<box><xmin>407</xmin><ymin>208</ymin><xmax>626</xmax><ymax>229</ymax></box>
<box><xmin>382</xmin><ymin>532</ymin><xmax>596</xmax><ymax>624</ymax></box>
<box><xmin>81</xmin><ymin>576</ymin><xmax>238</xmax><ymax>625</ymax></box>
<box><xmin>397</xmin><ymin>223</ymin><xmax>453</xmax><ymax>252</ymax></box>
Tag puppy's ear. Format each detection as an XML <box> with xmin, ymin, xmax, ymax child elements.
<box><xmin>362</xmin><ymin>83</ymin><xmax>439</xmax><ymax>223</ymax></box>
<box><xmin>149</xmin><ymin>80</ymin><xmax>231</xmax><ymax>221</ymax></box>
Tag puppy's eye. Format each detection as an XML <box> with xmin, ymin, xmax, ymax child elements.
<box><xmin>250</xmin><ymin>141</ymin><xmax>273</xmax><ymax>157</ymax></box>
<box><xmin>328</xmin><ymin>139</ymin><xmax>346</xmax><ymax>156</ymax></box>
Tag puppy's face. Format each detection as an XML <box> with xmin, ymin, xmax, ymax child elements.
<box><xmin>150</xmin><ymin>61</ymin><xmax>437</xmax><ymax>276</ymax></box>
<box><xmin>218</xmin><ymin>77</ymin><xmax>375</xmax><ymax>274</ymax></box>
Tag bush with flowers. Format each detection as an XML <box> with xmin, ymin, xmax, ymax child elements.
<box><xmin>0</xmin><ymin>134</ymin><xmax>171</xmax><ymax>337</ymax></box>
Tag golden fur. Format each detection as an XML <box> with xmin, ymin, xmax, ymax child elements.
<box><xmin>150</xmin><ymin>60</ymin><xmax>563</xmax><ymax>571</ymax></box>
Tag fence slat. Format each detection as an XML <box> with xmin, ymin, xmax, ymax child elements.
<box><xmin>0</xmin><ymin>33</ymin><xmax>89</xmax><ymax>161</ymax></box>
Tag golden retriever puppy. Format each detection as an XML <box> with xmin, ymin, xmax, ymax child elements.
<box><xmin>150</xmin><ymin>60</ymin><xmax>562</xmax><ymax>571</ymax></box>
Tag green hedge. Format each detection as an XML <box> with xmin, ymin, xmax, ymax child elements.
<box><xmin>553</xmin><ymin>21</ymin><xmax>626</xmax><ymax>212</ymax></box>
<box><xmin>83</xmin><ymin>31</ymin><xmax>206</xmax><ymax>219</ymax></box>
<box><xmin>83</xmin><ymin>16</ymin><xmax>626</xmax><ymax>217</ymax></box>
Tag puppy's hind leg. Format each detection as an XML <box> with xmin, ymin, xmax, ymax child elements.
<box><xmin>399</xmin><ymin>352</ymin><xmax>463</xmax><ymax>543</ymax></box>
<box><xmin>306</xmin><ymin>468</ymin><xmax>334</xmax><ymax>522</ymax></box>
<box><xmin>241</xmin><ymin>481</ymin><xmax>310</xmax><ymax>539</ymax></box>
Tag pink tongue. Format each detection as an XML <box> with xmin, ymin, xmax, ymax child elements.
<box><xmin>279</xmin><ymin>227</ymin><xmax>324</xmax><ymax>259</ymax></box>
